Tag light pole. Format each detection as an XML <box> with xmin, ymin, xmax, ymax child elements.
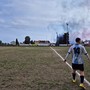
<box><xmin>66</xmin><ymin>23</ymin><xmax>68</xmax><ymax>32</ymax></box>
<box><xmin>66</xmin><ymin>23</ymin><xmax>69</xmax><ymax>46</ymax></box>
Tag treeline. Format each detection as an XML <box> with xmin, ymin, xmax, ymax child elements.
<box><xmin>0</xmin><ymin>40</ymin><xmax>12</xmax><ymax>46</ymax></box>
<box><xmin>0</xmin><ymin>36</ymin><xmax>35</xmax><ymax>46</ymax></box>
<box><xmin>23</xmin><ymin>36</ymin><xmax>35</xmax><ymax>44</ymax></box>
<box><xmin>16</xmin><ymin>36</ymin><xmax>35</xmax><ymax>46</ymax></box>
<box><xmin>56</xmin><ymin>32</ymin><xmax>69</xmax><ymax>46</ymax></box>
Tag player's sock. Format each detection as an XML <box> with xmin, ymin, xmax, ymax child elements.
<box><xmin>80</xmin><ymin>76</ymin><xmax>84</xmax><ymax>83</ymax></box>
<box><xmin>72</xmin><ymin>73</ymin><xmax>76</xmax><ymax>80</ymax></box>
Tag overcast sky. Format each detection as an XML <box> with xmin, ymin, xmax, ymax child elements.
<box><xmin>0</xmin><ymin>0</ymin><xmax>90</xmax><ymax>43</ymax></box>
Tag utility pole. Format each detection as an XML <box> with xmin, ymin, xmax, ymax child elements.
<box><xmin>66</xmin><ymin>23</ymin><xmax>69</xmax><ymax>46</ymax></box>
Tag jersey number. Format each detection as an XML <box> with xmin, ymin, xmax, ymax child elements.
<box><xmin>73</xmin><ymin>47</ymin><xmax>80</xmax><ymax>63</ymax></box>
<box><xmin>74</xmin><ymin>47</ymin><xmax>80</xmax><ymax>55</ymax></box>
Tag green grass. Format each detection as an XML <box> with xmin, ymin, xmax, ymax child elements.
<box><xmin>0</xmin><ymin>47</ymin><xmax>90</xmax><ymax>90</ymax></box>
<box><xmin>53</xmin><ymin>46</ymin><xmax>90</xmax><ymax>89</ymax></box>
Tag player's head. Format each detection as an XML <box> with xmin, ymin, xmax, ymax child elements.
<box><xmin>75</xmin><ymin>37</ymin><xmax>81</xmax><ymax>43</ymax></box>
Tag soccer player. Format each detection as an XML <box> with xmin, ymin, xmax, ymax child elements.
<box><xmin>64</xmin><ymin>37</ymin><xmax>90</xmax><ymax>89</ymax></box>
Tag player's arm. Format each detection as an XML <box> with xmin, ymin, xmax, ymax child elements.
<box><xmin>64</xmin><ymin>46</ymin><xmax>72</xmax><ymax>62</ymax></box>
<box><xmin>83</xmin><ymin>46</ymin><xmax>90</xmax><ymax>61</ymax></box>
<box><xmin>64</xmin><ymin>52</ymin><xmax>70</xmax><ymax>62</ymax></box>
<box><xmin>85</xmin><ymin>53</ymin><xmax>90</xmax><ymax>60</ymax></box>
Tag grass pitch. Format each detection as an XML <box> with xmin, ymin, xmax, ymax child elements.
<box><xmin>53</xmin><ymin>47</ymin><xmax>90</xmax><ymax>89</ymax></box>
<box><xmin>0</xmin><ymin>47</ymin><xmax>90</xmax><ymax>90</ymax></box>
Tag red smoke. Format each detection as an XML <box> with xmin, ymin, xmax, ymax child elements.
<box><xmin>69</xmin><ymin>29</ymin><xmax>90</xmax><ymax>43</ymax></box>
<box><xmin>81</xmin><ymin>28</ymin><xmax>90</xmax><ymax>40</ymax></box>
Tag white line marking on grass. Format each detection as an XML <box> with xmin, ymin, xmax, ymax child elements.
<box><xmin>50</xmin><ymin>47</ymin><xmax>90</xmax><ymax>86</ymax></box>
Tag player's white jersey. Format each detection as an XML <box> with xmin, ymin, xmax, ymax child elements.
<box><xmin>68</xmin><ymin>44</ymin><xmax>87</xmax><ymax>64</ymax></box>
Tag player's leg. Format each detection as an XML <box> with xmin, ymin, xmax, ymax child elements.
<box><xmin>72</xmin><ymin>64</ymin><xmax>76</xmax><ymax>82</ymax></box>
<box><xmin>79</xmin><ymin>64</ymin><xmax>84</xmax><ymax>84</ymax></box>
<box><xmin>72</xmin><ymin>69</ymin><xmax>76</xmax><ymax>82</ymax></box>
<box><xmin>79</xmin><ymin>71</ymin><xmax>86</xmax><ymax>89</ymax></box>
<box><xmin>80</xmin><ymin>71</ymin><xmax>84</xmax><ymax>84</ymax></box>
<box><xmin>79</xmin><ymin>64</ymin><xmax>86</xmax><ymax>89</ymax></box>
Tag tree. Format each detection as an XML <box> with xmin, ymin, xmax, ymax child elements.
<box><xmin>16</xmin><ymin>38</ymin><xmax>19</xmax><ymax>46</ymax></box>
<box><xmin>24</xmin><ymin>36</ymin><xmax>30</xmax><ymax>44</ymax></box>
<box><xmin>63</xmin><ymin>33</ymin><xmax>67</xmax><ymax>44</ymax></box>
<box><xmin>31</xmin><ymin>40</ymin><xmax>35</xmax><ymax>44</ymax></box>
<box><xmin>63</xmin><ymin>32</ymin><xmax>69</xmax><ymax>44</ymax></box>
<box><xmin>0</xmin><ymin>40</ymin><xmax>2</xmax><ymax>45</ymax></box>
<box><xmin>59</xmin><ymin>36</ymin><xmax>64</xmax><ymax>44</ymax></box>
<box><xmin>55</xmin><ymin>35</ymin><xmax>59</xmax><ymax>46</ymax></box>
<box><xmin>55</xmin><ymin>32</ymin><xmax>69</xmax><ymax>46</ymax></box>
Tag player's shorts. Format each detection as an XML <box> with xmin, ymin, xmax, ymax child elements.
<box><xmin>72</xmin><ymin>64</ymin><xmax>84</xmax><ymax>71</ymax></box>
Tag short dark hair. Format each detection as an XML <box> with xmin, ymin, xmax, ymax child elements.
<box><xmin>75</xmin><ymin>37</ymin><xmax>81</xmax><ymax>42</ymax></box>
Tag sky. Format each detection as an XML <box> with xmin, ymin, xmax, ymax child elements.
<box><xmin>0</xmin><ymin>0</ymin><xmax>90</xmax><ymax>43</ymax></box>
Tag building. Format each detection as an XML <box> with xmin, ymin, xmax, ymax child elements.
<box><xmin>84</xmin><ymin>40</ymin><xmax>90</xmax><ymax>46</ymax></box>
<box><xmin>10</xmin><ymin>41</ymin><xmax>16</xmax><ymax>45</ymax></box>
<box><xmin>35</xmin><ymin>40</ymin><xmax>50</xmax><ymax>46</ymax></box>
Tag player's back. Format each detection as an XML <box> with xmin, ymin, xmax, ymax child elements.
<box><xmin>71</xmin><ymin>44</ymin><xmax>85</xmax><ymax>64</ymax></box>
